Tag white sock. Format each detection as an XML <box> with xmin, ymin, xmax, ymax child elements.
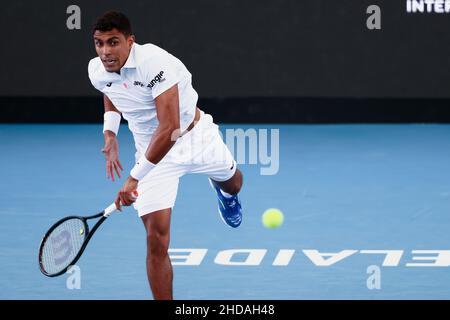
<box><xmin>220</xmin><ymin>189</ymin><xmax>234</xmax><ymax>198</ymax></box>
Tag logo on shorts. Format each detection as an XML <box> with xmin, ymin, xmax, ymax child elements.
<box><xmin>106</xmin><ymin>82</ymin><xmax>112</xmax><ymax>87</ymax></box>
<box><xmin>147</xmin><ymin>71</ymin><xmax>166</xmax><ymax>88</ymax></box>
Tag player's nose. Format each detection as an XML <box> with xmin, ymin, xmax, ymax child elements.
<box><xmin>100</xmin><ymin>46</ymin><xmax>112</xmax><ymax>57</ymax></box>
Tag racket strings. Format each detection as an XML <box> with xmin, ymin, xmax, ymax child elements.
<box><xmin>40</xmin><ymin>218</ymin><xmax>86</xmax><ymax>275</ymax></box>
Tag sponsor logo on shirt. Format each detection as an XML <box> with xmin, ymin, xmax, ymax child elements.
<box><xmin>132</xmin><ymin>71</ymin><xmax>166</xmax><ymax>89</ymax></box>
<box><xmin>133</xmin><ymin>81</ymin><xmax>145</xmax><ymax>87</ymax></box>
<box><xmin>147</xmin><ymin>71</ymin><xmax>166</xmax><ymax>88</ymax></box>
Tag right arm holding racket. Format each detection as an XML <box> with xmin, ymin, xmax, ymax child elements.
<box><xmin>101</xmin><ymin>95</ymin><xmax>137</xmax><ymax>209</ymax></box>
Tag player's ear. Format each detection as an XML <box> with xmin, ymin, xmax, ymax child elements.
<box><xmin>127</xmin><ymin>35</ymin><xmax>135</xmax><ymax>47</ymax></box>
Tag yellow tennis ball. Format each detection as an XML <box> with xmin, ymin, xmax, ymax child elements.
<box><xmin>79</xmin><ymin>228</ymin><xmax>84</xmax><ymax>235</ymax></box>
<box><xmin>262</xmin><ymin>208</ymin><xmax>284</xmax><ymax>229</ymax></box>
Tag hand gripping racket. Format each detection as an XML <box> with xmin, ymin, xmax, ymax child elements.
<box><xmin>38</xmin><ymin>195</ymin><xmax>135</xmax><ymax>277</ymax></box>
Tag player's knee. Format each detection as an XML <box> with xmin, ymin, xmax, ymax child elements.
<box><xmin>147</xmin><ymin>231</ymin><xmax>170</xmax><ymax>258</ymax></box>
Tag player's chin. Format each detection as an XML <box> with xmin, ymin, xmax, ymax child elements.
<box><xmin>103</xmin><ymin>62</ymin><xmax>120</xmax><ymax>73</ymax></box>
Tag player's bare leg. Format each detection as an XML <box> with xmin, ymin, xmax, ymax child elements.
<box><xmin>210</xmin><ymin>169</ymin><xmax>243</xmax><ymax>195</ymax></box>
<box><xmin>141</xmin><ymin>208</ymin><xmax>173</xmax><ymax>300</ymax></box>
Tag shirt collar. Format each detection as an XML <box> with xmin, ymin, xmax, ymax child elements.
<box><xmin>121</xmin><ymin>43</ymin><xmax>138</xmax><ymax>70</ymax></box>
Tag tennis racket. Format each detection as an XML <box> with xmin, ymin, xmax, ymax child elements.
<box><xmin>38</xmin><ymin>201</ymin><xmax>121</xmax><ymax>277</ymax></box>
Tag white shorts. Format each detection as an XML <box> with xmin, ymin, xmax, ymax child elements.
<box><xmin>133</xmin><ymin>111</ymin><xmax>237</xmax><ymax>217</ymax></box>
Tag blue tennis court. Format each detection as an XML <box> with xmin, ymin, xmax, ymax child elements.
<box><xmin>1</xmin><ymin>123</ymin><xmax>449</xmax><ymax>299</ymax></box>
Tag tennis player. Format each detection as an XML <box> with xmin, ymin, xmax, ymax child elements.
<box><xmin>88</xmin><ymin>11</ymin><xmax>243</xmax><ymax>300</ymax></box>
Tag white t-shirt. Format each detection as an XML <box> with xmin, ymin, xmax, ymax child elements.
<box><xmin>88</xmin><ymin>42</ymin><xmax>198</xmax><ymax>160</ymax></box>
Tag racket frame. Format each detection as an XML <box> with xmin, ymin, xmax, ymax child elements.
<box><xmin>38</xmin><ymin>212</ymin><xmax>106</xmax><ymax>277</ymax></box>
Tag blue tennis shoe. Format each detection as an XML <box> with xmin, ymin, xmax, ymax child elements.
<box><xmin>209</xmin><ymin>179</ymin><xmax>242</xmax><ymax>228</ymax></box>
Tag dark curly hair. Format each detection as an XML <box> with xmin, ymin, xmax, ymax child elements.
<box><xmin>92</xmin><ymin>11</ymin><xmax>133</xmax><ymax>37</ymax></box>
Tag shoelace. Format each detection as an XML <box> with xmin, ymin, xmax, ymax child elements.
<box><xmin>222</xmin><ymin>195</ymin><xmax>240</xmax><ymax>207</ymax></box>
<box><xmin>227</xmin><ymin>199</ymin><xmax>237</xmax><ymax>208</ymax></box>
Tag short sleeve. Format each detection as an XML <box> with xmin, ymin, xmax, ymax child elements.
<box><xmin>87</xmin><ymin>58</ymin><xmax>103</xmax><ymax>92</ymax></box>
<box><xmin>144</xmin><ymin>54</ymin><xmax>181</xmax><ymax>99</ymax></box>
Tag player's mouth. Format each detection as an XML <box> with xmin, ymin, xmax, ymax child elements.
<box><xmin>102</xmin><ymin>59</ymin><xmax>117</xmax><ymax>68</ymax></box>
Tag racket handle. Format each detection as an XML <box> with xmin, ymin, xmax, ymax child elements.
<box><xmin>103</xmin><ymin>191</ymin><xmax>138</xmax><ymax>217</ymax></box>
<box><xmin>104</xmin><ymin>202</ymin><xmax>119</xmax><ymax>217</ymax></box>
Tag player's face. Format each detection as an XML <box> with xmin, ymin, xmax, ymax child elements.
<box><xmin>93</xmin><ymin>29</ymin><xmax>134</xmax><ymax>73</ymax></box>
